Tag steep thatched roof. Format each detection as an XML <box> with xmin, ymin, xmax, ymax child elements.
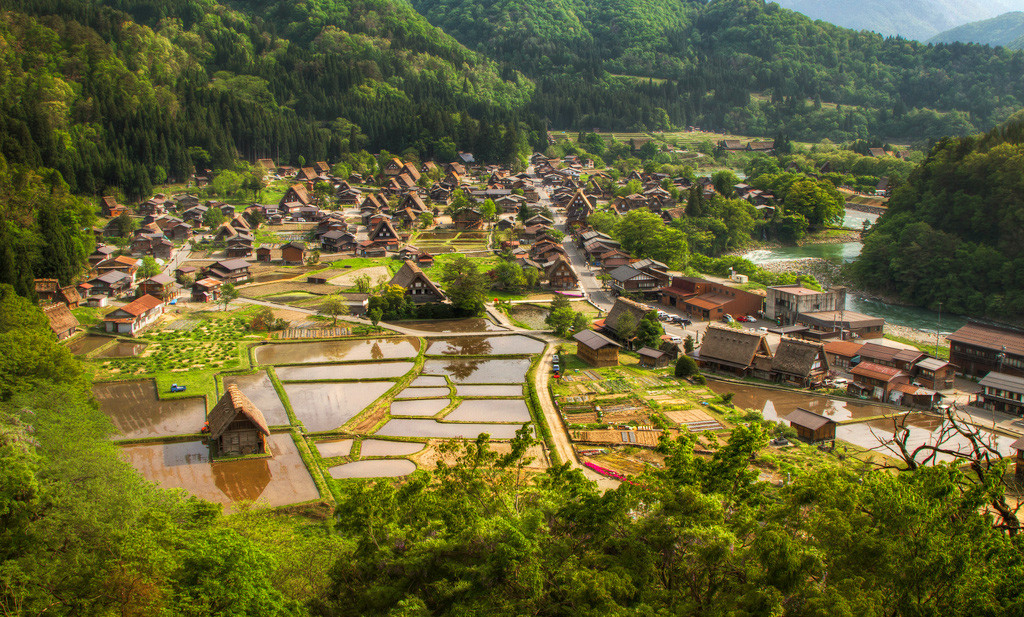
<box><xmin>603</xmin><ymin>297</ymin><xmax>651</xmax><ymax>337</ymax></box>
<box><xmin>389</xmin><ymin>260</ymin><xmax>445</xmax><ymax>299</ymax></box>
<box><xmin>42</xmin><ymin>303</ymin><xmax>78</xmax><ymax>334</ymax></box>
<box><xmin>772</xmin><ymin>337</ymin><xmax>828</xmax><ymax>377</ymax></box>
<box><xmin>699</xmin><ymin>325</ymin><xmax>771</xmax><ymax>369</ymax></box>
<box><xmin>208</xmin><ymin>385</ymin><xmax>271</xmax><ymax>439</ymax></box>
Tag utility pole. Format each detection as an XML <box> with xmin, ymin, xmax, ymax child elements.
<box><xmin>935</xmin><ymin>302</ymin><xmax>941</xmax><ymax>353</ymax></box>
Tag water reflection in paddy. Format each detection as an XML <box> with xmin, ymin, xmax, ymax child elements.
<box><xmin>707</xmin><ymin>380</ymin><xmax>894</xmax><ymax>423</ymax></box>
<box><xmin>94</xmin><ymin>380</ymin><xmax>206</xmax><ymax>439</ymax></box>
<box><xmin>409</xmin><ymin>375</ymin><xmax>448</xmax><ymax>387</ymax></box>
<box><xmin>283</xmin><ymin>381</ymin><xmax>392</xmax><ymax>432</ymax></box>
<box><xmin>255</xmin><ymin>337</ymin><xmax>420</xmax><ymax>364</ymax></box>
<box><xmin>95</xmin><ymin>341</ymin><xmax>148</xmax><ymax>358</ymax></box>
<box><xmin>423</xmin><ymin>358</ymin><xmax>531</xmax><ymax>383</ymax></box>
<box><xmin>457</xmin><ymin>385</ymin><xmax>523</xmax><ymax>397</ymax></box>
<box><xmin>275</xmin><ymin>362</ymin><xmax>413</xmax><ymax>381</ymax></box>
<box><xmin>360</xmin><ymin>439</ymin><xmax>425</xmax><ymax>456</ymax></box>
<box><xmin>120</xmin><ymin>434</ymin><xmax>319</xmax><ymax>508</ymax></box>
<box><xmin>395</xmin><ymin>387</ymin><xmax>450</xmax><ymax>399</ymax></box>
<box><xmin>316</xmin><ymin>439</ymin><xmax>353</xmax><ymax>458</ymax></box>
<box><xmin>391</xmin><ymin>399</ymin><xmax>449</xmax><ymax>416</ymax></box>
<box><xmin>223</xmin><ymin>371</ymin><xmax>290</xmax><ymax>425</ymax></box>
<box><xmin>375</xmin><ymin>419</ymin><xmax>529</xmax><ymax>439</ymax></box>
<box><xmin>445</xmin><ymin>399</ymin><xmax>531</xmax><ymax>423</ymax></box>
<box><xmin>329</xmin><ymin>459</ymin><xmax>417</xmax><ymax>479</ymax></box>
<box><xmin>426</xmin><ymin>334</ymin><xmax>545</xmax><ymax>356</ymax></box>
<box><xmin>67</xmin><ymin>334</ymin><xmax>115</xmax><ymax>355</ymax></box>
<box><xmin>836</xmin><ymin>415</ymin><xmax>1015</xmax><ymax>463</ymax></box>
<box><xmin>396</xmin><ymin>318</ymin><xmax>505</xmax><ymax>333</ymax></box>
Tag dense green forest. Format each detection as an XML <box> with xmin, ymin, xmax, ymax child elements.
<box><xmin>851</xmin><ymin>112</ymin><xmax>1024</xmax><ymax>318</ymax></box>
<box><xmin>0</xmin><ymin>0</ymin><xmax>536</xmax><ymax>199</ymax></box>
<box><xmin>1</xmin><ymin>285</ymin><xmax>1023</xmax><ymax>615</ymax></box>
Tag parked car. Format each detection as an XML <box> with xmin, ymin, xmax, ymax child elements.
<box><xmin>721</xmin><ymin>314</ymin><xmax>735</xmax><ymax>323</ymax></box>
<box><xmin>740</xmin><ymin>315</ymin><xmax>757</xmax><ymax>323</ymax></box>
<box><xmin>657</xmin><ymin>310</ymin><xmax>670</xmax><ymax>321</ymax></box>
<box><xmin>668</xmin><ymin>335</ymin><xmax>682</xmax><ymax>343</ymax></box>
<box><xmin>552</xmin><ymin>363</ymin><xmax>560</xmax><ymax>373</ymax></box>
<box><xmin>671</xmin><ymin>316</ymin><xmax>692</xmax><ymax>326</ymax></box>
<box><xmin>552</xmin><ymin>354</ymin><xmax>560</xmax><ymax>363</ymax></box>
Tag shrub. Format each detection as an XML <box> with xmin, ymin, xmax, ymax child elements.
<box><xmin>674</xmin><ymin>355</ymin><xmax>699</xmax><ymax>378</ymax></box>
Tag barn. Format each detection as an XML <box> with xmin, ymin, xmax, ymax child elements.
<box><xmin>207</xmin><ymin>385</ymin><xmax>271</xmax><ymax>457</ymax></box>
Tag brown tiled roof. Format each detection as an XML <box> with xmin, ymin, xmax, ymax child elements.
<box><xmin>42</xmin><ymin>303</ymin><xmax>78</xmax><ymax>334</ymax></box>
<box><xmin>115</xmin><ymin>294</ymin><xmax>164</xmax><ymax>317</ymax></box>
<box><xmin>824</xmin><ymin>340</ymin><xmax>864</xmax><ymax>358</ymax></box>
<box><xmin>772</xmin><ymin>338</ymin><xmax>827</xmax><ymax>377</ymax></box>
<box><xmin>858</xmin><ymin>342</ymin><xmax>900</xmax><ymax>363</ymax></box>
<box><xmin>948</xmin><ymin>322</ymin><xmax>1024</xmax><ymax>357</ymax></box>
<box><xmin>208</xmin><ymin>385</ymin><xmax>271</xmax><ymax>438</ymax></box>
<box><xmin>851</xmin><ymin>361</ymin><xmax>905</xmax><ymax>382</ymax></box>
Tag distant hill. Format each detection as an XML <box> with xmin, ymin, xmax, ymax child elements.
<box><xmin>775</xmin><ymin>0</ymin><xmax>1024</xmax><ymax>40</ymax></box>
<box><xmin>928</xmin><ymin>11</ymin><xmax>1024</xmax><ymax>47</ymax></box>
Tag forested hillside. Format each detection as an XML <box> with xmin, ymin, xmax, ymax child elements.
<box><xmin>851</xmin><ymin>112</ymin><xmax>1024</xmax><ymax>318</ymax></box>
<box><xmin>928</xmin><ymin>11</ymin><xmax>1024</xmax><ymax>48</ymax></box>
<box><xmin>413</xmin><ymin>0</ymin><xmax>1024</xmax><ymax>141</ymax></box>
<box><xmin>0</xmin><ymin>0</ymin><xmax>535</xmax><ymax>199</ymax></box>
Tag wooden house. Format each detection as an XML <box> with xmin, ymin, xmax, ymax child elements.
<box><xmin>603</xmin><ymin>297</ymin><xmax>654</xmax><ymax>343</ymax></box>
<box><xmin>174</xmin><ymin>265</ymin><xmax>198</xmax><ymax>283</ymax></box>
<box><xmin>137</xmin><ymin>274</ymin><xmax>176</xmax><ymax>301</ymax></box>
<box><xmin>543</xmin><ymin>255</ymin><xmax>579</xmax><ymax>289</ymax></box>
<box><xmin>256</xmin><ymin>246</ymin><xmax>274</xmax><ymax>262</ymax></box>
<box><xmin>913</xmin><ymin>357</ymin><xmax>956</xmax><ymax>391</ymax></box>
<box><xmin>42</xmin><ymin>303</ymin><xmax>79</xmax><ymax>340</ymax></box>
<box><xmin>949</xmin><ymin>321</ymin><xmax>1024</xmax><ymax>378</ymax></box>
<box><xmin>975</xmin><ymin>372</ymin><xmax>1024</xmax><ymax>416</ymax></box>
<box><xmin>771</xmin><ymin>338</ymin><xmax>830</xmax><ymax>387</ymax></box>
<box><xmin>89</xmin><ymin>245</ymin><xmax>117</xmax><ymax>268</ymax></box>
<box><xmin>97</xmin><ymin>255</ymin><xmax>140</xmax><ymax>280</ymax></box>
<box><xmin>389</xmin><ymin>260</ymin><xmax>445</xmax><ymax>303</ymax></box>
<box><xmin>1012</xmin><ymin>436</ymin><xmax>1024</xmax><ymax>481</ymax></box>
<box><xmin>203</xmin><ymin>259</ymin><xmax>251</xmax><ymax>284</ymax></box>
<box><xmin>368</xmin><ymin>219</ymin><xmax>400</xmax><ymax>248</ymax></box>
<box><xmin>574</xmin><ymin>330</ymin><xmax>621</xmax><ymax>367</ymax></box>
<box><xmin>191</xmin><ymin>277</ymin><xmax>222</xmax><ymax>302</ymax></box>
<box><xmin>34</xmin><ymin>279</ymin><xmax>81</xmax><ymax>308</ymax></box>
<box><xmin>453</xmin><ymin>208</ymin><xmax>484</xmax><ymax>230</ymax></box>
<box><xmin>86</xmin><ymin>271</ymin><xmax>133</xmax><ymax>297</ymax></box>
<box><xmin>357</xmin><ymin>242</ymin><xmax>387</xmax><ymax>258</ymax></box>
<box><xmin>823</xmin><ymin>340</ymin><xmax>863</xmax><ymax>371</ymax></box>
<box><xmin>785</xmin><ymin>408</ymin><xmax>836</xmax><ymax>443</ymax></box>
<box><xmin>279</xmin><ymin>183</ymin><xmax>312</xmax><ymax>212</ymax></box>
<box><xmin>638</xmin><ymin>347</ymin><xmax>669</xmax><ymax>368</ymax></box>
<box><xmin>207</xmin><ymin>385</ymin><xmax>271</xmax><ymax>457</ymax></box>
<box><xmin>102</xmin><ymin>294</ymin><xmax>164</xmax><ymax>336</ymax></box>
<box><xmin>383</xmin><ymin>157</ymin><xmax>405</xmax><ymax>176</ymax></box>
<box><xmin>697</xmin><ymin>325</ymin><xmax>773</xmax><ymax>377</ymax></box>
<box><xmin>321</xmin><ymin>231</ymin><xmax>356</xmax><ymax>253</ymax></box>
<box><xmin>848</xmin><ymin>362</ymin><xmax>910</xmax><ymax>402</ymax></box>
<box><xmin>281</xmin><ymin>241</ymin><xmax>308</xmax><ymax>265</ymax></box>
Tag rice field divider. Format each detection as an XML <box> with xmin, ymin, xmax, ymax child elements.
<box><xmin>528</xmin><ymin>346</ymin><xmax>560</xmax><ymax>466</ymax></box>
<box><xmin>290</xmin><ymin>429</ymin><xmax>334</xmax><ymax>503</ymax></box>
<box><xmin>341</xmin><ymin>350</ymin><xmax>427</xmax><ymax>434</ymax></box>
<box><xmin>113</xmin><ymin>432</ymin><xmax>206</xmax><ymax>447</ymax></box>
<box><xmin>267</xmin><ymin>366</ymin><xmax>303</xmax><ymax>430</ymax></box>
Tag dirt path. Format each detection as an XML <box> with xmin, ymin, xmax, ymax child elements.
<box><xmin>533</xmin><ymin>338</ymin><xmax>620</xmax><ymax>489</ymax></box>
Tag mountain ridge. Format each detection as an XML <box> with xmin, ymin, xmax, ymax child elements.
<box><xmin>928</xmin><ymin>11</ymin><xmax>1024</xmax><ymax>48</ymax></box>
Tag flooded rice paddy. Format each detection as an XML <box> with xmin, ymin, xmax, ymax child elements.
<box><xmin>120</xmin><ymin>433</ymin><xmax>318</xmax><ymax>508</ymax></box>
<box><xmin>708</xmin><ymin>380</ymin><xmax>893</xmax><ymax>423</ymax></box>
<box><xmin>444</xmin><ymin>399</ymin><xmax>531</xmax><ymax>423</ymax></box>
<box><xmin>255</xmin><ymin>337</ymin><xmax>419</xmax><ymax>364</ymax></box>
<box><xmin>222</xmin><ymin>371</ymin><xmax>290</xmax><ymax>425</ymax></box>
<box><xmin>391</xmin><ymin>399</ymin><xmax>450</xmax><ymax>416</ymax></box>
<box><xmin>409</xmin><ymin>375</ymin><xmax>448</xmax><ymax>387</ymax></box>
<box><xmin>835</xmin><ymin>416</ymin><xmax>1015</xmax><ymax>463</ymax></box>
<box><xmin>397</xmin><ymin>318</ymin><xmax>505</xmax><ymax>332</ymax></box>
<box><xmin>360</xmin><ymin>439</ymin><xmax>425</xmax><ymax>456</ymax></box>
<box><xmin>315</xmin><ymin>439</ymin><xmax>353</xmax><ymax>458</ymax></box>
<box><xmin>67</xmin><ymin>335</ymin><xmax>115</xmax><ymax>355</ymax></box>
<box><xmin>283</xmin><ymin>381</ymin><xmax>393</xmax><ymax>432</ymax></box>
<box><xmin>426</xmin><ymin>334</ymin><xmax>545</xmax><ymax>356</ymax></box>
<box><xmin>422</xmin><ymin>358</ymin><xmax>532</xmax><ymax>383</ymax></box>
<box><xmin>94</xmin><ymin>380</ymin><xmax>207</xmax><ymax>439</ymax></box>
<box><xmin>508</xmin><ymin>305</ymin><xmax>550</xmax><ymax>330</ymax></box>
<box><xmin>274</xmin><ymin>362</ymin><xmax>413</xmax><ymax>381</ymax></box>
<box><xmin>395</xmin><ymin>387</ymin><xmax>450</xmax><ymax>398</ymax></box>
<box><xmin>456</xmin><ymin>385</ymin><xmax>524</xmax><ymax>397</ymax></box>
<box><xmin>329</xmin><ymin>459</ymin><xmax>417</xmax><ymax>479</ymax></box>
<box><xmin>375</xmin><ymin>419</ymin><xmax>529</xmax><ymax>439</ymax></box>
<box><xmin>95</xmin><ymin>341</ymin><xmax>148</xmax><ymax>358</ymax></box>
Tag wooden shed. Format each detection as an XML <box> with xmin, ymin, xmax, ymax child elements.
<box><xmin>574</xmin><ymin>329</ymin><xmax>621</xmax><ymax>367</ymax></box>
<box><xmin>784</xmin><ymin>408</ymin><xmax>836</xmax><ymax>444</ymax></box>
<box><xmin>207</xmin><ymin>385</ymin><xmax>271</xmax><ymax>457</ymax></box>
<box><xmin>637</xmin><ymin>346</ymin><xmax>669</xmax><ymax>368</ymax></box>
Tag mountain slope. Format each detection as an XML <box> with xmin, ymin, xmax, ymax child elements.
<box><xmin>928</xmin><ymin>11</ymin><xmax>1024</xmax><ymax>47</ymax></box>
<box><xmin>775</xmin><ymin>0</ymin><xmax>1024</xmax><ymax>40</ymax></box>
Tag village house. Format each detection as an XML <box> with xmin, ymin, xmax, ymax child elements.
<box><xmin>696</xmin><ymin>325</ymin><xmax>773</xmax><ymax>378</ymax></box>
<box><xmin>207</xmin><ymin>385</ymin><xmax>271</xmax><ymax>457</ymax></box>
<box><xmin>771</xmin><ymin>338</ymin><xmax>830</xmax><ymax>387</ymax></box>
<box><xmin>848</xmin><ymin>362</ymin><xmax>910</xmax><ymax>402</ymax></box>
<box><xmin>573</xmin><ymin>330</ymin><xmax>621</xmax><ymax>367</ymax></box>
<box><xmin>913</xmin><ymin>357</ymin><xmax>957</xmax><ymax>390</ymax></box>
<box><xmin>608</xmin><ymin>265</ymin><xmax>661</xmax><ymax>298</ymax></box>
<box><xmin>389</xmin><ymin>260</ymin><xmax>446</xmax><ymax>303</ymax></box>
<box><xmin>975</xmin><ymin>372</ymin><xmax>1024</xmax><ymax>416</ymax></box>
<box><xmin>948</xmin><ymin>321</ymin><xmax>1024</xmax><ymax>378</ymax></box>
<box><xmin>42</xmin><ymin>302</ymin><xmax>79</xmax><ymax>340</ymax></box>
<box><xmin>765</xmin><ymin>285</ymin><xmax>847</xmax><ymax>325</ymax></box>
<box><xmin>279</xmin><ymin>183</ymin><xmax>312</xmax><ymax>212</ymax></box>
<box><xmin>174</xmin><ymin>265</ymin><xmax>198</xmax><ymax>283</ymax></box>
<box><xmin>321</xmin><ymin>231</ymin><xmax>356</xmax><ymax>253</ymax></box>
<box><xmin>34</xmin><ymin>279</ymin><xmax>81</xmax><ymax>308</ymax></box>
<box><xmin>383</xmin><ymin>157</ymin><xmax>405</xmax><ymax>176</ymax></box>
<box><xmin>96</xmin><ymin>255</ymin><xmax>141</xmax><ymax>281</ymax></box>
<box><xmin>601</xmin><ymin>297</ymin><xmax>654</xmax><ymax>344</ymax></box>
<box><xmin>453</xmin><ymin>208</ymin><xmax>484</xmax><ymax>230</ymax></box>
<box><xmin>191</xmin><ymin>277</ymin><xmax>222</xmax><ymax>303</ymax></box>
<box><xmin>543</xmin><ymin>255</ymin><xmax>579</xmax><ymax>289</ymax></box>
<box><xmin>99</xmin><ymin>195</ymin><xmax>127</xmax><ymax>218</ymax></box>
<box><xmin>203</xmin><ymin>259</ymin><xmax>251</xmax><ymax>284</ymax></box>
<box><xmin>255</xmin><ymin>246</ymin><xmax>274</xmax><ymax>262</ymax></box>
<box><xmin>88</xmin><ymin>245</ymin><xmax>117</xmax><ymax>268</ymax></box>
<box><xmin>659</xmin><ymin>276</ymin><xmax>764</xmax><ymax>322</ymax></box>
<box><xmin>102</xmin><ymin>294</ymin><xmax>164</xmax><ymax>336</ymax></box>
<box><xmin>795</xmin><ymin>310</ymin><xmax>885</xmax><ymax>340</ymax></box>
<box><xmin>137</xmin><ymin>274</ymin><xmax>176</xmax><ymax>301</ymax></box>
<box><xmin>785</xmin><ymin>408</ymin><xmax>836</xmax><ymax>444</ymax></box>
<box><xmin>281</xmin><ymin>241</ymin><xmax>308</xmax><ymax>265</ymax></box>
<box><xmin>368</xmin><ymin>218</ymin><xmax>401</xmax><ymax>248</ymax></box>
<box><xmin>823</xmin><ymin>340</ymin><xmax>863</xmax><ymax>371</ymax></box>
<box><xmin>85</xmin><ymin>270</ymin><xmax>134</xmax><ymax>297</ymax></box>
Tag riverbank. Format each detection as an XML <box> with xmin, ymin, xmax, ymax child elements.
<box><xmin>756</xmin><ymin>257</ymin><xmax>844</xmax><ymax>288</ymax></box>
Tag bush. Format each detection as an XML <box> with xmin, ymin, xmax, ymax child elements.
<box><xmin>674</xmin><ymin>355</ymin><xmax>699</xmax><ymax>378</ymax></box>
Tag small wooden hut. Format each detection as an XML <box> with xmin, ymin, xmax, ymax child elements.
<box><xmin>207</xmin><ymin>385</ymin><xmax>271</xmax><ymax>457</ymax></box>
<box><xmin>784</xmin><ymin>407</ymin><xmax>836</xmax><ymax>444</ymax></box>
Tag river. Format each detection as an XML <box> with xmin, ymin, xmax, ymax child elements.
<box><xmin>742</xmin><ymin>209</ymin><xmax>966</xmax><ymax>332</ymax></box>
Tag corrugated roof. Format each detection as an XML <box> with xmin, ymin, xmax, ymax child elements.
<box><xmin>574</xmin><ymin>329</ymin><xmax>620</xmax><ymax>350</ymax></box>
<box><xmin>978</xmin><ymin>371</ymin><xmax>1024</xmax><ymax>393</ymax></box>
<box><xmin>785</xmin><ymin>407</ymin><xmax>833</xmax><ymax>431</ymax></box>
<box><xmin>949</xmin><ymin>322</ymin><xmax>1024</xmax><ymax>357</ymax></box>
<box><xmin>915</xmin><ymin>357</ymin><xmax>952</xmax><ymax>371</ymax></box>
<box><xmin>851</xmin><ymin>361</ymin><xmax>905</xmax><ymax>381</ymax></box>
<box><xmin>824</xmin><ymin>340</ymin><xmax>864</xmax><ymax>357</ymax></box>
